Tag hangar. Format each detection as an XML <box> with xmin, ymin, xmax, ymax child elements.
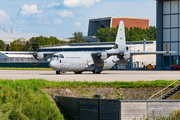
<box><xmin>156</xmin><ymin>0</ymin><xmax>180</xmax><ymax>70</ymax></box>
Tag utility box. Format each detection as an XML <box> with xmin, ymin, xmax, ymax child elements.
<box><xmin>148</xmin><ymin>64</ymin><xmax>152</xmax><ymax>70</ymax></box>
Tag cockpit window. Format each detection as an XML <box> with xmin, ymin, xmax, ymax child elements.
<box><xmin>53</xmin><ymin>55</ymin><xmax>59</xmax><ymax>57</ymax></box>
<box><xmin>59</xmin><ymin>54</ymin><xmax>64</xmax><ymax>58</ymax></box>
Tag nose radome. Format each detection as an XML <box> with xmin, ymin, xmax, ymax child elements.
<box><xmin>49</xmin><ymin>61</ymin><xmax>56</xmax><ymax>69</ymax></box>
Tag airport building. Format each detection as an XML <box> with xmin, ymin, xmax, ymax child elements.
<box><xmin>0</xmin><ymin>53</ymin><xmax>37</xmax><ymax>62</ymax></box>
<box><xmin>0</xmin><ymin>29</ymin><xmax>40</xmax><ymax>45</ymax></box>
<box><xmin>88</xmin><ymin>17</ymin><xmax>150</xmax><ymax>36</ymax></box>
<box><xmin>0</xmin><ymin>28</ymin><xmax>70</xmax><ymax>45</ymax></box>
<box><xmin>156</xmin><ymin>0</ymin><xmax>180</xmax><ymax>70</ymax></box>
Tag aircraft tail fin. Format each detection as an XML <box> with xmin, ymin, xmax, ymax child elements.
<box><xmin>114</xmin><ymin>21</ymin><xmax>126</xmax><ymax>52</ymax></box>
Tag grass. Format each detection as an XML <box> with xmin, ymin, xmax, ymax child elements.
<box><xmin>140</xmin><ymin>110</ymin><xmax>180</xmax><ymax>120</ymax></box>
<box><xmin>0</xmin><ymin>79</ymin><xmax>64</xmax><ymax>120</ymax></box>
<box><xmin>0</xmin><ymin>67</ymin><xmax>52</xmax><ymax>71</ymax></box>
<box><xmin>157</xmin><ymin>110</ymin><xmax>180</xmax><ymax>120</ymax></box>
<box><xmin>0</xmin><ymin>79</ymin><xmax>179</xmax><ymax>119</ymax></box>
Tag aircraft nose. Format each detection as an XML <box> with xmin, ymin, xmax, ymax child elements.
<box><xmin>49</xmin><ymin>61</ymin><xmax>56</xmax><ymax>69</ymax></box>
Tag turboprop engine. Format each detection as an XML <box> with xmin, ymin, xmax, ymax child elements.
<box><xmin>33</xmin><ymin>52</ymin><xmax>44</xmax><ymax>60</ymax></box>
<box><xmin>97</xmin><ymin>52</ymin><xmax>108</xmax><ymax>61</ymax></box>
<box><xmin>112</xmin><ymin>52</ymin><xmax>130</xmax><ymax>64</ymax></box>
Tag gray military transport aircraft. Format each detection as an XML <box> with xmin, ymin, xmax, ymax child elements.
<box><xmin>1</xmin><ymin>21</ymin><xmax>176</xmax><ymax>74</ymax></box>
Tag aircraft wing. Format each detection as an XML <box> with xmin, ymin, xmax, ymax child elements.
<box><xmin>129</xmin><ymin>51</ymin><xmax>176</xmax><ymax>55</ymax></box>
<box><xmin>1</xmin><ymin>51</ymin><xmax>35</xmax><ymax>54</ymax></box>
<box><xmin>0</xmin><ymin>51</ymin><xmax>55</xmax><ymax>55</ymax></box>
<box><xmin>0</xmin><ymin>51</ymin><xmax>55</xmax><ymax>60</ymax></box>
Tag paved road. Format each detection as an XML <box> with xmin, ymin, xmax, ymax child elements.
<box><xmin>0</xmin><ymin>70</ymin><xmax>180</xmax><ymax>81</ymax></box>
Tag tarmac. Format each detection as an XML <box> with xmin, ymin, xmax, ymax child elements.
<box><xmin>0</xmin><ymin>70</ymin><xmax>180</xmax><ymax>81</ymax></box>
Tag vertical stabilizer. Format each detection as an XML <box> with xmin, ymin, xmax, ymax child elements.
<box><xmin>114</xmin><ymin>21</ymin><xmax>126</xmax><ymax>52</ymax></box>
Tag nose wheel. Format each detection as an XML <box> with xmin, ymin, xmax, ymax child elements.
<box><xmin>56</xmin><ymin>71</ymin><xmax>61</xmax><ymax>74</ymax></box>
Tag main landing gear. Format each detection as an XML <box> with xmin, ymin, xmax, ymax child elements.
<box><xmin>74</xmin><ymin>71</ymin><xmax>82</xmax><ymax>74</ymax></box>
<box><xmin>92</xmin><ymin>70</ymin><xmax>101</xmax><ymax>74</ymax></box>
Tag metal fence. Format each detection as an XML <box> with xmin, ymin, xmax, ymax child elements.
<box><xmin>55</xmin><ymin>96</ymin><xmax>180</xmax><ymax>120</ymax></box>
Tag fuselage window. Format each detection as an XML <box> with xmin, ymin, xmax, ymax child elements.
<box><xmin>59</xmin><ymin>54</ymin><xmax>64</xmax><ymax>58</ymax></box>
<box><xmin>60</xmin><ymin>60</ymin><xmax>61</xmax><ymax>63</ymax></box>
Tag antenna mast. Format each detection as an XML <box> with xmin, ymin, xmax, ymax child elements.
<box><xmin>11</xmin><ymin>26</ymin><xmax>13</xmax><ymax>33</ymax></box>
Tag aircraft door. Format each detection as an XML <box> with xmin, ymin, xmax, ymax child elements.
<box><xmin>79</xmin><ymin>60</ymin><xmax>86</xmax><ymax>70</ymax></box>
<box><xmin>60</xmin><ymin>59</ymin><xmax>64</xmax><ymax>68</ymax></box>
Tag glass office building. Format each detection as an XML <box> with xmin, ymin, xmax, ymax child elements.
<box><xmin>156</xmin><ymin>0</ymin><xmax>180</xmax><ymax>70</ymax></box>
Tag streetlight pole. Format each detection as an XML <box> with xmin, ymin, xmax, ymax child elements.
<box><xmin>143</xmin><ymin>39</ymin><xmax>146</xmax><ymax>51</ymax></box>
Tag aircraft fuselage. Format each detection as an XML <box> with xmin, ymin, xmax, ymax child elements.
<box><xmin>49</xmin><ymin>51</ymin><xmax>115</xmax><ymax>73</ymax></box>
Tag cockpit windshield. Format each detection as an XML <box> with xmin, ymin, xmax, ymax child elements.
<box><xmin>59</xmin><ymin>54</ymin><xmax>64</xmax><ymax>58</ymax></box>
<box><xmin>53</xmin><ymin>55</ymin><xmax>59</xmax><ymax>57</ymax></box>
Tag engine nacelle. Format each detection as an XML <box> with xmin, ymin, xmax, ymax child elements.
<box><xmin>123</xmin><ymin>52</ymin><xmax>130</xmax><ymax>59</ymax></box>
<box><xmin>112</xmin><ymin>58</ymin><xmax>129</xmax><ymax>65</ymax></box>
<box><xmin>112</xmin><ymin>52</ymin><xmax>130</xmax><ymax>65</ymax></box>
<box><xmin>33</xmin><ymin>52</ymin><xmax>44</xmax><ymax>60</ymax></box>
<box><xmin>100</xmin><ymin>52</ymin><xmax>108</xmax><ymax>60</ymax></box>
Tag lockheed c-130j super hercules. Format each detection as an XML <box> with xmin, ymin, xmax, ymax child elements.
<box><xmin>2</xmin><ymin>21</ymin><xmax>176</xmax><ymax>74</ymax></box>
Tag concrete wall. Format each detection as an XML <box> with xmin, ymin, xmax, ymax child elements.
<box><xmin>121</xmin><ymin>102</ymin><xmax>147</xmax><ymax>120</ymax></box>
<box><xmin>121</xmin><ymin>101</ymin><xmax>180</xmax><ymax>120</ymax></box>
<box><xmin>55</xmin><ymin>96</ymin><xmax>180</xmax><ymax>120</ymax></box>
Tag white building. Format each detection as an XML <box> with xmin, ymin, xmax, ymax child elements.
<box><xmin>0</xmin><ymin>53</ymin><xmax>37</xmax><ymax>62</ymax></box>
<box><xmin>0</xmin><ymin>29</ymin><xmax>70</xmax><ymax>45</ymax></box>
<box><xmin>0</xmin><ymin>29</ymin><xmax>40</xmax><ymax>45</ymax></box>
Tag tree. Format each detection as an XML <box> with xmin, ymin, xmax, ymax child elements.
<box><xmin>0</xmin><ymin>40</ymin><xmax>5</xmax><ymax>51</ymax></box>
<box><xmin>29</xmin><ymin>36</ymin><xmax>67</xmax><ymax>51</ymax></box>
<box><xmin>110</xmin><ymin>26</ymin><xmax>118</xmax><ymax>42</ymax></box>
<box><xmin>9</xmin><ymin>39</ymin><xmax>24</xmax><ymax>51</ymax></box>
<box><xmin>149</xmin><ymin>26</ymin><xmax>156</xmax><ymax>40</ymax></box>
<box><xmin>69</xmin><ymin>32</ymin><xmax>87</xmax><ymax>43</ymax></box>
<box><xmin>23</xmin><ymin>41</ymin><xmax>32</xmax><ymax>51</ymax></box>
<box><xmin>95</xmin><ymin>27</ymin><xmax>112</xmax><ymax>42</ymax></box>
<box><xmin>95</xmin><ymin>25</ymin><xmax>156</xmax><ymax>42</ymax></box>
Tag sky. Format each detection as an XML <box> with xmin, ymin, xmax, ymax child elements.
<box><xmin>0</xmin><ymin>0</ymin><xmax>156</xmax><ymax>38</ymax></box>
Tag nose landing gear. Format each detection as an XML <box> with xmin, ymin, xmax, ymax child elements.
<box><xmin>56</xmin><ymin>71</ymin><xmax>61</xmax><ymax>74</ymax></box>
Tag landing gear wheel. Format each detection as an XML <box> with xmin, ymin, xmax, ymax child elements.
<box><xmin>74</xmin><ymin>71</ymin><xmax>82</xmax><ymax>74</ymax></box>
<box><xmin>92</xmin><ymin>70</ymin><xmax>101</xmax><ymax>74</ymax></box>
<box><xmin>56</xmin><ymin>71</ymin><xmax>60</xmax><ymax>74</ymax></box>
